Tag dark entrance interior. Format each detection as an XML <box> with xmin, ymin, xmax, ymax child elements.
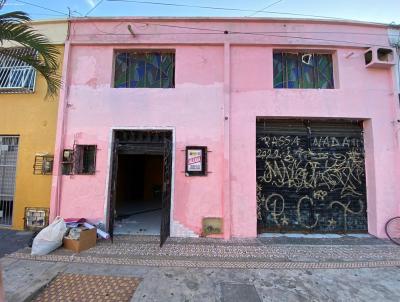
<box><xmin>114</xmin><ymin>154</ymin><xmax>163</xmax><ymax>235</ymax></box>
<box><xmin>109</xmin><ymin>130</ymin><xmax>172</xmax><ymax>245</ymax></box>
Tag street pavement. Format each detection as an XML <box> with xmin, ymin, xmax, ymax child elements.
<box><xmin>2</xmin><ymin>233</ymin><xmax>400</xmax><ymax>301</ymax></box>
<box><xmin>0</xmin><ymin>229</ymin><xmax>32</xmax><ymax>258</ymax></box>
<box><xmin>3</xmin><ymin>258</ymin><xmax>400</xmax><ymax>302</ymax></box>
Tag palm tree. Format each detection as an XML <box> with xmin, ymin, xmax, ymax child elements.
<box><xmin>0</xmin><ymin>11</ymin><xmax>61</xmax><ymax>97</ymax></box>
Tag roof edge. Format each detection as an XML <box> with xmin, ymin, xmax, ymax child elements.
<box><xmin>29</xmin><ymin>19</ymin><xmax>68</xmax><ymax>25</ymax></box>
<box><xmin>65</xmin><ymin>16</ymin><xmax>395</xmax><ymax>28</ymax></box>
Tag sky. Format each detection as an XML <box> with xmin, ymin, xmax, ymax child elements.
<box><xmin>2</xmin><ymin>0</ymin><xmax>400</xmax><ymax>24</ymax></box>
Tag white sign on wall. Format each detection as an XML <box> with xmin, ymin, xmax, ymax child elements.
<box><xmin>185</xmin><ymin>146</ymin><xmax>207</xmax><ymax>176</ymax></box>
<box><xmin>187</xmin><ymin>149</ymin><xmax>202</xmax><ymax>172</ymax></box>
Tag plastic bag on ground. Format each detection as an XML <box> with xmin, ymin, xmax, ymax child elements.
<box><xmin>31</xmin><ymin>217</ymin><xmax>67</xmax><ymax>256</ymax></box>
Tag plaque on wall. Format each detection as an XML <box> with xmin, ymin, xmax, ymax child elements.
<box><xmin>185</xmin><ymin>146</ymin><xmax>207</xmax><ymax>176</ymax></box>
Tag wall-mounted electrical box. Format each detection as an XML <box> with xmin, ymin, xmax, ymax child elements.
<box><xmin>364</xmin><ymin>47</ymin><xmax>396</xmax><ymax>69</ymax></box>
<box><xmin>202</xmin><ymin>217</ymin><xmax>223</xmax><ymax>236</ymax></box>
<box><xmin>24</xmin><ymin>207</ymin><xmax>49</xmax><ymax>230</ymax></box>
<box><xmin>33</xmin><ymin>154</ymin><xmax>54</xmax><ymax>175</ymax></box>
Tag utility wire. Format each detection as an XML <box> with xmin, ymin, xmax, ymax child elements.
<box><xmin>247</xmin><ymin>0</ymin><xmax>284</xmax><ymax>17</ymax></box>
<box><xmin>138</xmin><ymin>21</ymin><xmax>398</xmax><ymax>39</ymax></box>
<box><xmin>71</xmin><ymin>30</ymin><xmax>398</xmax><ymax>37</ymax></box>
<box><xmin>106</xmin><ymin>0</ymin><xmax>348</xmax><ymax>21</ymax></box>
<box><xmin>71</xmin><ymin>21</ymin><xmax>393</xmax><ymax>48</ymax></box>
<box><xmin>26</xmin><ymin>13</ymin><xmax>69</xmax><ymax>17</ymax></box>
<box><xmin>14</xmin><ymin>0</ymin><xmax>69</xmax><ymax>16</ymax></box>
<box><xmin>85</xmin><ymin>0</ymin><xmax>104</xmax><ymax>17</ymax></box>
<box><xmin>84</xmin><ymin>22</ymin><xmax>396</xmax><ymax>37</ymax></box>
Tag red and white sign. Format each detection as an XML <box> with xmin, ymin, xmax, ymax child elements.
<box><xmin>187</xmin><ymin>149</ymin><xmax>202</xmax><ymax>172</ymax></box>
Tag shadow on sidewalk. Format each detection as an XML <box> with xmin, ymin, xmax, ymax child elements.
<box><xmin>0</xmin><ymin>229</ymin><xmax>32</xmax><ymax>258</ymax></box>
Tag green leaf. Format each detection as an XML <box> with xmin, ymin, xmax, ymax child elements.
<box><xmin>0</xmin><ymin>11</ymin><xmax>61</xmax><ymax>98</ymax></box>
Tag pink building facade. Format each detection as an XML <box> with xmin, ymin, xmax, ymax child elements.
<box><xmin>50</xmin><ymin>18</ymin><xmax>400</xmax><ymax>240</ymax></box>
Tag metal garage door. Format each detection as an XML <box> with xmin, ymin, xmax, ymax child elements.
<box><xmin>256</xmin><ymin>119</ymin><xmax>367</xmax><ymax>233</ymax></box>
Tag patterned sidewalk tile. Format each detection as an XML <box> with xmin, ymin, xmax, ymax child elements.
<box><xmin>31</xmin><ymin>273</ymin><xmax>141</xmax><ymax>302</ymax></box>
<box><xmin>9</xmin><ymin>252</ymin><xmax>400</xmax><ymax>270</ymax></box>
<box><xmin>8</xmin><ymin>235</ymin><xmax>400</xmax><ymax>270</ymax></box>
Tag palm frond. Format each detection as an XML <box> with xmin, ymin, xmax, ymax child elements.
<box><xmin>0</xmin><ymin>11</ymin><xmax>61</xmax><ymax>98</ymax></box>
<box><xmin>0</xmin><ymin>11</ymin><xmax>31</xmax><ymax>24</ymax></box>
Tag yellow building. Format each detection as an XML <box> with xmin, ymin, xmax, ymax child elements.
<box><xmin>0</xmin><ymin>20</ymin><xmax>67</xmax><ymax>230</ymax></box>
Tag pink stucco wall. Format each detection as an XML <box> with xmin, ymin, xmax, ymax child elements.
<box><xmin>51</xmin><ymin>18</ymin><xmax>400</xmax><ymax>238</ymax></box>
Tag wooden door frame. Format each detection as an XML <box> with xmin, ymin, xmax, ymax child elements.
<box><xmin>104</xmin><ymin>127</ymin><xmax>176</xmax><ymax>235</ymax></box>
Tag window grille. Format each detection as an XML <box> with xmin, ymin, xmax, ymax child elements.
<box><xmin>0</xmin><ymin>136</ymin><xmax>19</xmax><ymax>226</ymax></box>
<box><xmin>24</xmin><ymin>207</ymin><xmax>49</xmax><ymax>230</ymax></box>
<box><xmin>0</xmin><ymin>47</ymin><xmax>37</xmax><ymax>93</ymax></box>
<box><xmin>273</xmin><ymin>52</ymin><xmax>334</xmax><ymax>89</ymax></box>
<box><xmin>61</xmin><ymin>149</ymin><xmax>74</xmax><ymax>175</ymax></box>
<box><xmin>33</xmin><ymin>154</ymin><xmax>54</xmax><ymax>175</ymax></box>
<box><xmin>74</xmin><ymin>145</ymin><xmax>97</xmax><ymax>175</ymax></box>
<box><xmin>114</xmin><ymin>52</ymin><xmax>175</xmax><ymax>88</ymax></box>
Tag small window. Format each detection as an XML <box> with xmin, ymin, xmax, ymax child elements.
<box><xmin>74</xmin><ymin>145</ymin><xmax>97</xmax><ymax>175</ymax></box>
<box><xmin>114</xmin><ymin>52</ymin><xmax>175</xmax><ymax>88</ymax></box>
<box><xmin>273</xmin><ymin>52</ymin><xmax>334</xmax><ymax>89</ymax></box>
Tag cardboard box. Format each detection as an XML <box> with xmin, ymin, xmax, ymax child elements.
<box><xmin>63</xmin><ymin>228</ymin><xmax>97</xmax><ymax>253</ymax></box>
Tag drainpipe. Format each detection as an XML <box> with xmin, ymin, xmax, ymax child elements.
<box><xmin>388</xmin><ymin>25</ymin><xmax>400</xmax><ymax>218</ymax></box>
<box><xmin>388</xmin><ymin>26</ymin><xmax>400</xmax><ymax>95</ymax></box>
<box><xmin>49</xmin><ymin>38</ymin><xmax>71</xmax><ymax>222</ymax></box>
<box><xmin>222</xmin><ymin>42</ymin><xmax>231</xmax><ymax>239</ymax></box>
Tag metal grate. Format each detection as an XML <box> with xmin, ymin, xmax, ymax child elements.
<box><xmin>74</xmin><ymin>145</ymin><xmax>97</xmax><ymax>175</ymax></box>
<box><xmin>33</xmin><ymin>154</ymin><xmax>54</xmax><ymax>175</ymax></box>
<box><xmin>24</xmin><ymin>207</ymin><xmax>49</xmax><ymax>230</ymax></box>
<box><xmin>0</xmin><ymin>48</ymin><xmax>37</xmax><ymax>93</ymax></box>
<box><xmin>256</xmin><ymin>120</ymin><xmax>367</xmax><ymax>233</ymax></box>
<box><xmin>0</xmin><ymin>136</ymin><xmax>19</xmax><ymax>226</ymax></box>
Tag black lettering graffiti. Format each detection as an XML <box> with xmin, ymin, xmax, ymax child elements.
<box><xmin>258</xmin><ymin>135</ymin><xmax>301</xmax><ymax>148</ymax></box>
<box><xmin>257</xmin><ymin>148</ymin><xmax>365</xmax><ymax>198</ymax></box>
<box><xmin>311</xmin><ymin>136</ymin><xmax>361</xmax><ymax>148</ymax></box>
<box><xmin>257</xmin><ymin>133</ymin><xmax>367</xmax><ymax>232</ymax></box>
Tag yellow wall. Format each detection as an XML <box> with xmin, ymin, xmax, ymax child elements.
<box><xmin>0</xmin><ymin>41</ymin><xmax>64</xmax><ymax>230</ymax></box>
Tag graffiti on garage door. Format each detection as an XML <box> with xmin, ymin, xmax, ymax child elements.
<box><xmin>256</xmin><ymin>120</ymin><xmax>367</xmax><ymax>233</ymax></box>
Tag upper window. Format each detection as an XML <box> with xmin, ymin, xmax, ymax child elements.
<box><xmin>273</xmin><ymin>52</ymin><xmax>334</xmax><ymax>89</ymax></box>
<box><xmin>114</xmin><ymin>51</ymin><xmax>175</xmax><ymax>88</ymax></box>
<box><xmin>0</xmin><ymin>47</ymin><xmax>37</xmax><ymax>93</ymax></box>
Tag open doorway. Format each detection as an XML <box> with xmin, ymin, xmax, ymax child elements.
<box><xmin>108</xmin><ymin>130</ymin><xmax>172</xmax><ymax>245</ymax></box>
<box><xmin>114</xmin><ymin>154</ymin><xmax>163</xmax><ymax>235</ymax></box>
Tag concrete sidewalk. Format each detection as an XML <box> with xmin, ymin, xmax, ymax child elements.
<box><xmin>3</xmin><ymin>235</ymin><xmax>400</xmax><ymax>301</ymax></box>
<box><xmin>3</xmin><ymin>258</ymin><xmax>400</xmax><ymax>302</ymax></box>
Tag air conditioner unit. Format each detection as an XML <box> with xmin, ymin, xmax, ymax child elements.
<box><xmin>364</xmin><ymin>47</ymin><xmax>396</xmax><ymax>69</ymax></box>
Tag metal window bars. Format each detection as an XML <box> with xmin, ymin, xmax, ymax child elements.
<box><xmin>33</xmin><ymin>154</ymin><xmax>54</xmax><ymax>175</ymax></box>
<box><xmin>0</xmin><ymin>48</ymin><xmax>37</xmax><ymax>93</ymax></box>
<box><xmin>0</xmin><ymin>136</ymin><xmax>19</xmax><ymax>226</ymax></box>
<box><xmin>74</xmin><ymin>145</ymin><xmax>97</xmax><ymax>175</ymax></box>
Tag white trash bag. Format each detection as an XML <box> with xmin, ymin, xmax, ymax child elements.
<box><xmin>31</xmin><ymin>217</ymin><xmax>67</xmax><ymax>256</ymax></box>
